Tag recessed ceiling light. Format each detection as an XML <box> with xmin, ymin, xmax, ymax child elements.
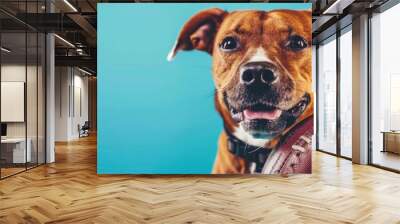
<box><xmin>78</xmin><ymin>67</ymin><xmax>93</xmax><ymax>76</ymax></box>
<box><xmin>54</xmin><ymin>34</ymin><xmax>75</xmax><ymax>48</ymax></box>
<box><xmin>323</xmin><ymin>0</ymin><xmax>354</xmax><ymax>15</ymax></box>
<box><xmin>63</xmin><ymin>0</ymin><xmax>78</xmax><ymax>12</ymax></box>
<box><xmin>1</xmin><ymin>47</ymin><xmax>11</xmax><ymax>53</ymax></box>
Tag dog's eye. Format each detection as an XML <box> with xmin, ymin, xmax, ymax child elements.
<box><xmin>220</xmin><ymin>36</ymin><xmax>239</xmax><ymax>51</ymax></box>
<box><xmin>286</xmin><ymin>35</ymin><xmax>308</xmax><ymax>51</ymax></box>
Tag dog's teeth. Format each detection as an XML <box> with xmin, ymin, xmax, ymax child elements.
<box><xmin>232</xmin><ymin>112</ymin><xmax>243</xmax><ymax>122</ymax></box>
<box><xmin>300</xmin><ymin>103</ymin><xmax>306</xmax><ymax>111</ymax></box>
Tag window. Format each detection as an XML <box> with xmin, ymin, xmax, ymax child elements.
<box><xmin>370</xmin><ymin>3</ymin><xmax>400</xmax><ymax>171</ymax></box>
<box><xmin>0</xmin><ymin>1</ymin><xmax>46</xmax><ymax>179</ymax></box>
<box><xmin>317</xmin><ymin>36</ymin><xmax>337</xmax><ymax>154</ymax></box>
<box><xmin>339</xmin><ymin>28</ymin><xmax>352</xmax><ymax>158</ymax></box>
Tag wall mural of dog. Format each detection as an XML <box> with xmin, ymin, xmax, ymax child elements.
<box><xmin>168</xmin><ymin>8</ymin><xmax>313</xmax><ymax>174</ymax></box>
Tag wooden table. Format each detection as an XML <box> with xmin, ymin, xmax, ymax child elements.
<box><xmin>381</xmin><ymin>131</ymin><xmax>400</xmax><ymax>154</ymax></box>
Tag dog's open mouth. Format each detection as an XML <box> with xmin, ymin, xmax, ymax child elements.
<box><xmin>230</xmin><ymin>94</ymin><xmax>310</xmax><ymax>122</ymax></box>
<box><xmin>227</xmin><ymin>94</ymin><xmax>310</xmax><ymax>139</ymax></box>
<box><xmin>236</xmin><ymin>104</ymin><xmax>283</xmax><ymax>121</ymax></box>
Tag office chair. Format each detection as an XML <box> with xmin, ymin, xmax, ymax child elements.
<box><xmin>79</xmin><ymin>121</ymin><xmax>90</xmax><ymax>138</ymax></box>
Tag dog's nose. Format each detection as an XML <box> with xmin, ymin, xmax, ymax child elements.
<box><xmin>240</xmin><ymin>62</ymin><xmax>277</xmax><ymax>85</ymax></box>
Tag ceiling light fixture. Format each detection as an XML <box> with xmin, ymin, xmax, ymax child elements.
<box><xmin>323</xmin><ymin>0</ymin><xmax>354</xmax><ymax>15</ymax></box>
<box><xmin>78</xmin><ymin>67</ymin><xmax>93</xmax><ymax>76</ymax></box>
<box><xmin>1</xmin><ymin>47</ymin><xmax>11</xmax><ymax>53</ymax></box>
<box><xmin>63</xmin><ymin>0</ymin><xmax>78</xmax><ymax>12</ymax></box>
<box><xmin>54</xmin><ymin>34</ymin><xmax>75</xmax><ymax>48</ymax></box>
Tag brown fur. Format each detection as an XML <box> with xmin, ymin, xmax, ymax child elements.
<box><xmin>171</xmin><ymin>9</ymin><xmax>312</xmax><ymax>174</ymax></box>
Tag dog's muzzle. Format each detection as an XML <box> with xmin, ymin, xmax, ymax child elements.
<box><xmin>228</xmin><ymin>93</ymin><xmax>311</xmax><ymax>139</ymax></box>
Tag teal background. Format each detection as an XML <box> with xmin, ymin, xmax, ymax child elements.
<box><xmin>98</xmin><ymin>3</ymin><xmax>311</xmax><ymax>174</ymax></box>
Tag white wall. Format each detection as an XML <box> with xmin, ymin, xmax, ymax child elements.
<box><xmin>55</xmin><ymin>67</ymin><xmax>89</xmax><ymax>141</ymax></box>
<box><xmin>72</xmin><ymin>73</ymin><xmax>89</xmax><ymax>138</ymax></box>
<box><xmin>1</xmin><ymin>65</ymin><xmax>28</xmax><ymax>141</ymax></box>
<box><xmin>55</xmin><ymin>66</ymin><xmax>70</xmax><ymax>141</ymax></box>
<box><xmin>1</xmin><ymin>64</ymin><xmax>41</xmax><ymax>137</ymax></box>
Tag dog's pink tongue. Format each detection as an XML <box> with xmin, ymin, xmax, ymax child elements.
<box><xmin>243</xmin><ymin>109</ymin><xmax>282</xmax><ymax>120</ymax></box>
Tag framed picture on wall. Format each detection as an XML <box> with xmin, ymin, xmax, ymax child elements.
<box><xmin>98</xmin><ymin>3</ymin><xmax>313</xmax><ymax>175</ymax></box>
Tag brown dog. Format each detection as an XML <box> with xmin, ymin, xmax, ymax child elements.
<box><xmin>168</xmin><ymin>8</ymin><xmax>313</xmax><ymax>174</ymax></box>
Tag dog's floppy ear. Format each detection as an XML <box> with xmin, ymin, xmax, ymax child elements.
<box><xmin>167</xmin><ymin>8</ymin><xmax>227</xmax><ymax>61</ymax></box>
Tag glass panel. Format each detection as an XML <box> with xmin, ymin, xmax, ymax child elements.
<box><xmin>1</xmin><ymin>31</ymin><xmax>27</xmax><ymax>177</ymax></box>
<box><xmin>339</xmin><ymin>29</ymin><xmax>352</xmax><ymax>158</ymax></box>
<box><xmin>312</xmin><ymin>45</ymin><xmax>317</xmax><ymax>150</ymax></box>
<box><xmin>0</xmin><ymin>1</ymin><xmax>46</xmax><ymax>179</ymax></box>
<box><xmin>26</xmin><ymin>0</ymin><xmax>39</xmax><ymax>169</ymax></box>
<box><xmin>317</xmin><ymin>36</ymin><xmax>337</xmax><ymax>154</ymax></box>
<box><xmin>38</xmin><ymin>32</ymin><xmax>45</xmax><ymax>165</ymax></box>
<box><xmin>371</xmin><ymin>5</ymin><xmax>400</xmax><ymax>171</ymax></box>
<box><xmin>27</xmin><ymin>31</ymin><xmax>38</xmax><ymax>169</ymax></box>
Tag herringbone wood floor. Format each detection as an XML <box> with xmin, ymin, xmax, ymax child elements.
<box><xmin>1</xmin><ymin>135</ymin><xmax>400</xmax><ymax>224</ymax></box>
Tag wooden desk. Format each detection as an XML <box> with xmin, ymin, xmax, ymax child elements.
<box><xmin>381</xmin><ymin>131</ymin><xmax>400</xmax><ymax>154</ymax></box>
<box><xmin>1</xmin><ymin>138</ymin><xmax>32</xmax><ymax>163</ymax></box>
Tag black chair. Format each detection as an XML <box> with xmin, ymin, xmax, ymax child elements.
<box><xmin>79</xmin><ymin>121</ymin><xmax>90</xmax><ymax>138</ymax></box>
